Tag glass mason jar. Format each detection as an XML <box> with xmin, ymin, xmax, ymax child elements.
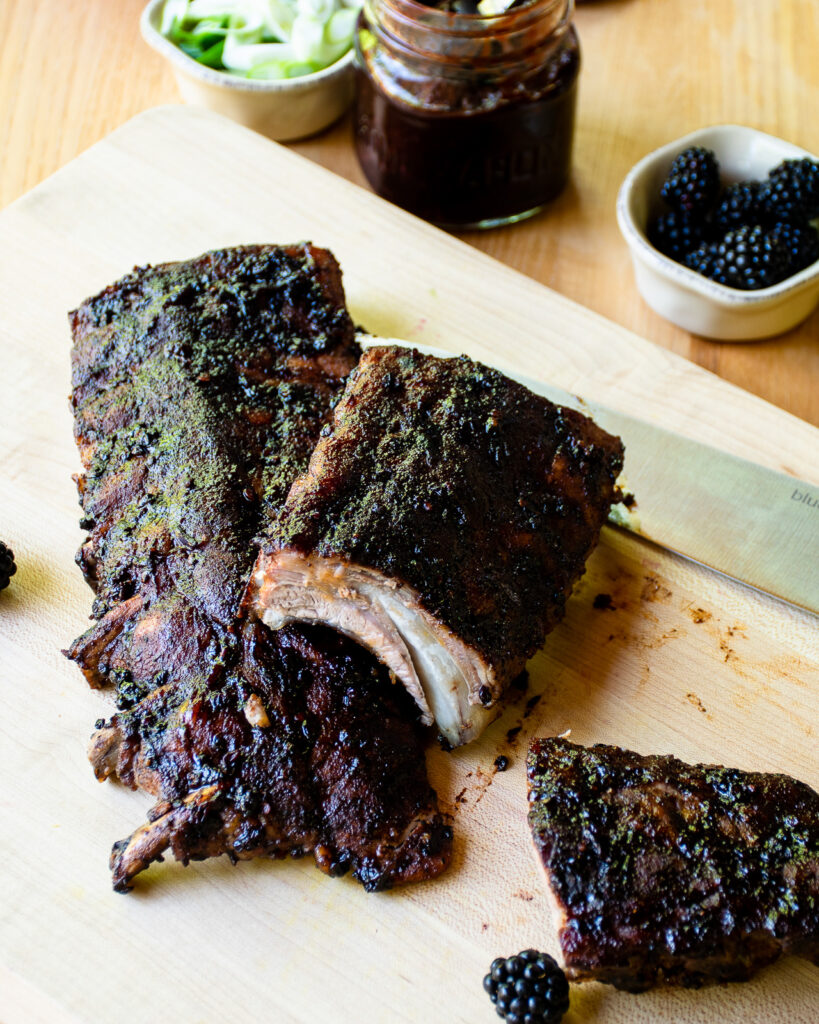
<box><xmin>353</xmin><ymin>0</ymin><xmax>580</xmax><ymax>230</ymax></box>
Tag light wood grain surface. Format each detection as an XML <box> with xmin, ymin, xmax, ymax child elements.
<box><xmin>0</xmin><ymin>105</ymin><xmax>817</xmax><ymax>1024</ymax></box>
<box><xmin>2</xmin><ymin>0</ymin><xmax>819</xmax><ymax>426</ymax></box>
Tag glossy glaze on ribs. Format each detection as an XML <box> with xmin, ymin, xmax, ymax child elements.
<box><xmin>67</xmin><ymin>245</ymin><xmax>451</xmax><ymax>890</ymax></box>
<box><xmin>527</xmin><ymin>737</ymin><xmax>819</xmax><ymax>991</ymax></box>
<box><xmin>248</xmin><ymin>346</ymin><xmax>624</xmax><ymax>745</ymax></box>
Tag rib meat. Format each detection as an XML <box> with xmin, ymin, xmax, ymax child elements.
<box><xmin>97</xmin><ymin>622</ymin><xmax>450</xmax><ymax>892</ymax></box>
<box><xmin>527</xmin><ymin>737</ymin><xmax>819</xmax><ymax>990</ymax></box>
<box><xmin>247</xmin><ymin>346</ymin><xmax>624</xmax><ymax>746</ymax></box>
<box><xmin>67</xmin><ymin>245</ymin><xmax>451</xmax><ymax>890</ymax></box>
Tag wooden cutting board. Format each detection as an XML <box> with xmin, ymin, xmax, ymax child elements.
<box><xmin>1</xmin><ymin>105</ymin><xmax>817</xmax><ymax>1024</ymax></box>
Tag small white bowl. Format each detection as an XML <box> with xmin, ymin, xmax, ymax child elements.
<box><xmin>616</xmin><ymin>124</ymin><xmax>819</xmax><ymax>341</ymax></box>
<box><xmin>141</xmin><ymin>0</ymin><xmax>355</xmax><ymax>142</ymax></box>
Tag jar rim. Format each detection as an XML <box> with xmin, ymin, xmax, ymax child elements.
<box><xmin>366</xmin><ymin>0</ymin><xmax>572</xmax><ymax>39</ymax></box>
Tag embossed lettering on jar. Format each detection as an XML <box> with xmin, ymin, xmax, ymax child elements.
<box><xmin>353</xmin><ymin>0</ymin><xmax>580</xmax><ymax>229</ymax></box>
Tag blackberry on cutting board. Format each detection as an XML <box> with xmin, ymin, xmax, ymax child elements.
<box><xmin>0</xmin><ymin>541</ymin><xmax>16</xmax><ymax>591</ymax></box>
<box><xmin>483</xmin><ymin>949</ymin><xmax>570</xmax><ymax>1024</ymax></box>
<box><xmin>684</xmin><ymin>225</ymin><xmax>790</xmax><ymax>290</ymax></box>
<box><xmin>647</xmin><ymin>210</ymin><xmax>709</xmax><ymax>262</ymax></box>
<box><xmin>660</xmin><ymin>146</ymin><xmax>720</xmax><ymax>216</ymax></box>
<box><xmin>760</xmin><ymin>158</ymin><xmax>819</xmax><ymax>223</ymax></box>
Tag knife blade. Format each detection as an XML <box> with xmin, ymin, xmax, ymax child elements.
<box><xmin>360</xmin><ymin>337</ymin><xmax>819</xmax><ymax>617</ymax></box>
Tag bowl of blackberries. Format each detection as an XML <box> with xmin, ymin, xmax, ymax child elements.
<box><xmin>617</xmin><ymin>125</ymin><xmax>819</xmax><ymax>340</ymax></box>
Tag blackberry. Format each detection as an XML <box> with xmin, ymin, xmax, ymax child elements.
<box><xmin>769</xmin><ymin>220</ymin><xmax>819</xmax><ymax>275</ymax></box>
<box><xmin>660</xmin><ymin>146</ymin><xmax>720</xmax><ymax>216</ymax></box>
<box><xmin>647</xmin><ymin>210</ymin><xmax>709</xmax><ymax>262</ymax></box>
<box><xmin>760</xmin><ymin>158</ymin><xmax>819</xmax><ymax>223</ymax></box>
<box><xmin>483</xmin><ymin>949</ymin><xmax>569</xmax><ymax>1024</ymax></box>
<box><xmin>684</xmin><ymin>225</ymin><xmax>789</xmax><ymax>290</ymax></box>
<box><xmin>713</xmin><ymin>180</ymin><xmax>763</xmax><ymax>231</ymax></box>
<box><xmin>684</xmin><ymin>240</ymin><xmax>720</xmax><ymax>281</ymax></box>
<box><xmin>0</xmin><ymin>541</ymin><xmax>16</xmax><ymax>591</ymax></box>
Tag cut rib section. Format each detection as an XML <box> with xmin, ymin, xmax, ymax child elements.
<box><xmin>249</xmin><ymin>346</ymin><xmax>624</xmax><ymax>746</ymax></box>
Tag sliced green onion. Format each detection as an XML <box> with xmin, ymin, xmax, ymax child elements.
<box><xmin>162</xmin><ymin>0</ymin><xmax>361</xmax><ymax>78</ymax></box>
<box><xmin>326</xmin><ymin>7</ymin><xmax>357</xmax><ymax>44</ymax></box>
<box><xmin>245</xmin><ymin>58</ymin><xmax>322</xmax><ymax>78</ymax></box>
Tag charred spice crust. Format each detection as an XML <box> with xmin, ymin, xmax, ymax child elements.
<box><xmin>67</xmin><ymin>245</ymin><xmax>451</xmax><ymax>891</ymax></box>
<box><xmin>527</xmin><ymin>737</ymin><xmax>819</xmax><ymax>991</ymax></box>
<box><xmin>260</xmin><ymin>346</ymin><xmax>624</xmax><ymax>703</ymax></box>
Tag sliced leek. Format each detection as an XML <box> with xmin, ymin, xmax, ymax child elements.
<box><xmin>162</xmin><ymin>0</ymin><xmax>362</xmax><ymax>78</ymax></box>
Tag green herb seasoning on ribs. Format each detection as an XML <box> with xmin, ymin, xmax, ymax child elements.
<box><xmin>67</xmin><ymin>246</ymin><xmax>451</xmax><ymax>891</ymax></box>
<box><xmin>248</xmin><ymin>346</ymin><xmax>624</xmax><ymax>746</ymax></box>
<box><xmin>527</xmin><ymin>737</ymin><xmax>819</xmax><ymax>991</ymax></box>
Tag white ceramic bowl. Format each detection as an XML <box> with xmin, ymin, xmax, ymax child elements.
<box><xmin>616</xmin><ymin>125</ymin><xmax>819</xmax><ymax>341</ymax></box>
<box><xmin>141</xmin><ymin>0</ymin><xmax>355</xmax><ymax>142</ymax></box>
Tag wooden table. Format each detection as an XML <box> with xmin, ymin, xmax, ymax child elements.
<box><xmin>3</xmin><ymin>0</ymin><xmax>819</xmax><ymax>428</ymax></box>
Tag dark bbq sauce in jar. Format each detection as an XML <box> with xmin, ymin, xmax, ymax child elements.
<box><xmin>353</xmin><ymin>0</ymin><xmax>580</xmax><ymax>229</ymax></box>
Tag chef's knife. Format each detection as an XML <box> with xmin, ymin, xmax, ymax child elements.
<box><xmin>361</xmin><ymin>337</ymin><xmax>819</xmax><ymax>617</ymax></box>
